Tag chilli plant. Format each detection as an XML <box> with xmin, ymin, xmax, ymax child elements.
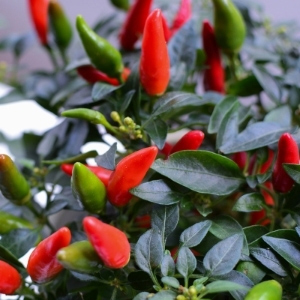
<box><xmin>1</xmin><ymin>0</ymin><xmax>300</xmax><ymax>299</ymax></box>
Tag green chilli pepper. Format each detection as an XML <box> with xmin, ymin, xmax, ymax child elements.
<box><xmin>244</xmin><ymin>280</ymin><xmax>282</xmax><ymax>300</ymax></box>
<box><xmin>49</xmin><ymin>0</ymin><xmax>73</xmax><ymax>51</ymax></box>
<box><xmin>0</xmin><ymin>154</ymin><xmax>31</xmax><ymax>205</ymax></box>
<box><xmin>71</xmin><ymin>162</ymin><xmax>107</xmax><ymax>214</ymax></box>
<box><xmin>56</xmin><ymin>240</ymin><xmax>102</xmax><ymax>274</ymax></box>
<box><xmin>110</xmin><ymin>0</ymin><xmax>129</xmax><ymax>11</ymax></box>
<box><xmin>211</xmin><ymin>0</ymin><xmax>246</xmax><ymax>56</ymax></box>
<box><xmin>0</xmin><ymin>211</ymin><xmax>33</xmax><ymax>234</ymax></box>
<box><xmin>76</xmin><ymin>15</ymin><xmax>124</xmax><ymax>80</ymax></box>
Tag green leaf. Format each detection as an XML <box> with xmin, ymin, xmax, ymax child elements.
<box><xmin>135</xmin><ymin>229</ymin><xmax>164</xmax><ymax>275</ymax></box>
<box><xmin>180</xmin><ymin>220</ymin><xmax>212</xmax><ymax>248</ymax></box>
<box><xmin>235</xmin><ymin>261</ymin><xmax>266</xmax><ymax>284</ymax></box>
<box><xmin>151</xmin><ymin>204</ymin><xmax>179</xmax><ymax>244</ymax></box>
<box><xmin>92</xmin><ymin>82</ymin><xmax>120</xmax><ymax>101</ymax></box>
<box><xmin>220</xmin><ymin>122</ymin><xmax>289</xmax><ymax>154</ymax></box>
<box><xmin>0</xmin><ymin>229</ymin><xmax>39</xmax><ymax>259</ymax></box>
<box><xmin>161</xmin><ymin>276</ymin><xmax>180</xmax><ymax>289</ymax></box>
<box><xmin>208</xmin><ymin>95</ymin><xmax>237</xmax><ymax>134</ymax></box>
<box><xmin>128</xmin><ymin>271</ymin><xmax>153</xmax><ymax>291</ymax></box>
<box><xmin>95</xmin><ymin>142</ymin><xmax>117</xmax><ymax>170</ymax></box>
<box><xmin>203</xmin><ymin>234</ymin><xmax>243</xmax><ymax>276</ymax></box>
<box><xmin>203</xmin><ymin>280</ymin><xmax>247</xmax><ymax>295</ymax></box>
<box><xmin>150</xmin><ymin>291</ymin><xmax>177</xmax><ymax>300</ymax></box>
<box><xmin>262</xmin><ymin>236</ymin><xmax>300</xmax><ymax>271</ymax></box>
<box><xmin>133</xmin><ymin>292</ymin><xmax>150</xmax><ymax>300</ymax></box>
<box><xmin>131</xmin><ymin>179</ymin><xmax>184</xmax><ymax>205</ymax></box>
<box><xmin>161</xmin><ymin>254</ymin><xmax>175</xmax><ymax>277</ymax></box>
<box><xmin>65</xmin><ymin>57</ymin><xmax>90</xmax><ymax>72</ymax></box>
<box><xmin>120</xmin><ymin>90</ymin><xmax>135</xmax><ymax>114</ymax></box>
<box><xmin>283</xmin><ymin>163</ymin><xmax>300</xmax><ymax>184</ymax></box>
<box><xmin>216</xmin><ymin>101</ymin><xmax>240</xmax><ymax>150</ymax></box>
<box><xmin>176</xmin><ymin>247</ymin><xmax>197</xmax><ymax>278</ymax></box>
<box><xmin>0</xmin><ymin>245</ymin><xmax>24</xmax><ymax>269</ymax></box>
<box><xmin>264</xmin><ymin>105</ymin><xmax>292</xmax><ymax>128</ymax></box>
<box><xmin>227</xmin><ymin>74</ymin><xmax>263</xmax><ymax>97</ymax></box>
<box><xmin>45</xmin><ymin>200</ymin><xmax>68</xmax><ymax>216</ymax></box>
<box><xmin>168</xmin><ymin>20</ymin><xmax>197</xmax><ymax>73</ymax></box>
<box><xmin>210</xmin><ymin>215</ymin><xmax>249</xmax><ymax>256</ymax></box>
<box><xmin>250</xmin><ymin>247</ymin><xmax>288</xmax><ymax>277</ymax></box>
<box><xmin>144</xmin><ymin>118</ymin><xmax>168</xmax><ymax>150</ymax></box>
<box><xmin>232</xmin><ymin>193</ymin><xmax>265</xmax><ymax>212</ymax></box>
<box><xmin>252</xmin><ymin>64</ymin><xmax>281</xmax><ymax>103</ymax></box>
<box><xmin>151</xmin><ymin>151</ymin><xmax>245</xmax><ymax>196</ymax></box>
<box><xmin>243</xmin><ymin>225</ymin><xmax>268</xmax><ymax>245</ymax></box>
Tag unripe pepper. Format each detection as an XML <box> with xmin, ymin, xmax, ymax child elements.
<box><xmin>119</xmin><ymin>0</ymin><xmax>153</xmax><ymax>51</ymax></box>
<box><xmin>169</xmin><ymin>130</ymin><xmax>205</xmax><ymax>155</ymax></box>
<box><xmin>109</xmin><ymin>0</ymin><xmax>129</xmax><ymax>11</ymax></box>
<box><xmin>211</xmin><ymin>0</ymin><xmax>246</xmax><ymax>56</ymax></box>
<box><xmin>107</xmin><ymin>146</ymin><xmax>158</xmax><ymax>207</ymax></box>
<box><xmin>139</xmin><ymin>9</ymin><xmax>170</xmax><ymax>96</ymax></box>
<box><xmin>61</xmin><ymin>163</ymin><xmax>112</xmax><ymax>187</ymax></box>
<box><xmin>49</xmin><ymin>0</ymin><xmax>73</xmax><ymax>51</ymax></box>
<box><xmin>0</xmin><ymin>154</ymin><xmax>31</xmax><ymax>205</ymax></box>
<box><xmin>56</xmin><ymin>240</ymin><xmax>102</xmax><ymax>274</ymax></box>
<box><xmin>272</xmin><ymin>133</ymin><xmax>299</xmax><ymax>193</ymax></box>
<box><xmin>0</xmin><ymin>211</ymin><xmax>33</xmax><ymax>234</ymax></box>
<box><xmin>28</xmin><ymin>0</ymin><xmax>49</xmax><ymax>45</ymax></box>
<box><xmin>169</xmin><ymin>0</ymin><xmax>191</xmax><ymax>36</ymax></box>
<box><xmin>76</xmin><ymin>15</ymin><xmax>124</xmax><ymax>80</ymax></box>
<box><xmin>244</xmin><ymin>280</ymin><xmax>282</xmax><ymax>300</ymax></box>
<box><xmin>71</xmin><ymin>162</ymin><xmax>107</xmax><ymax>214</ymax></box>
<box><xmin>201</xmin><ymin>20</ymin><xmax>225</xmax><ymax>93</ymax></box>
<box><xmin>0</xmin><ymin>260</ymin><xmax>22</xmax><ymax>295</ymax></box>
<box><xmin>27</xmin><ymin>227</ymin><xmax>71</xmax><ymax>283</ymax></box>
<box><xmin>83</xmin><ymin>216</ymin><xmax>130</xmax><ymax>269</ymax></box>
<box><xmin>77</xmin><ymin>65</ymin><xmax>130</xmax><ymax>85</ymax></box>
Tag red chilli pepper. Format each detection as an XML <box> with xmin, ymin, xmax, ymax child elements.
<box><xmin>77</xmin><ymin>65</ymin><xmax>131</xmax><ymax>85</ymax></box>
<box><xmin>140</xmin><ymin>9</ymin><xmax>170</xmax><ymax>96</ymax></box>
<box><xmin>27</xmin><ymin>227</ymin><xmax>71</xmax><ymax>283</ymax></box>
<box><xmin>169</xmin><ymin>130</ymin><xmax>205</xmax><ymax>155</ymax></box>
<box><xmin>107</xmin><ymin>146</ymin><xmax>158</xmax><ymax>207</ymax></box>
<box><xmin>161</xmin><ymin>12</ymin><xmax>172</xmax><ymax>42</ymax></box>
<box><xmin>231</xmin><ymin>152</ymin><xmax>247</xmax><ymax>171</ymax></box>
<box><xmin>119</xmin><ymin>0</ymin><xmax>153</xmax><ymax>51</ymax></box>
<box><xmin>61</xmin><ymin>163</ymin><xmax>113</xmax><ymax>187</ymax></box>
<box><xmin>169</xmin><ymin>0</ymin><xmax>191</xmax><ymax>36</ymax></box>
<box><xmin>0</xmin><ymin>260</ymin><xmax>22</xmax><ymax>295</ymax></box>
<box><xmin>83</xmin><ymin>216</ymin><xmax>130</xmax><ymax>269</ymax></box>
<box><xmin>28</xmin><ymin>0</ymin><xmax>49</xmax><ymax>45</ymax></box>
<box><xmin>272</xmin><ymin>133</ymin><xmax>299</xmax><ymax>193</ymax></box>
<box><xmin>201</xmin><ymin>20</ymin><xmax>225</xmax><ymax>93</ymax></box>
<box><xmin>134</xmin><ymin>214</ymin><xmax>151</xmax><ymax>229</ymax></box>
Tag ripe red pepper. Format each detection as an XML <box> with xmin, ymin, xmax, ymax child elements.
<box><xmin>134</xmin><ymin>214</ymin><xmax>151</xmax><ymax>229</ymax></box>
<box><xmin>140</xmin><ymin>9</ymin><xmax>170</xmax><ymax>96</ymax></box>
<box><xmin>83</xmin><ymin>216</ymin><xmax>130</xmax><ymax>269</ymax></box>
<box><xmin>61</xmin><ymin>163</ymin><xmax>113</xmax><ymax>187</ymax></box>
<box><xmin>272</xmin><ymin>133</ymin><xmax>299</xmax><ymax>193</ymax></box>
<box><xmin>201</xmin><ymin>20</ymin><xmax>225</xmax><ymax>93</ymax></box>
<box><xmin>258</xmin><ymin>148</ymin><xmax>275</xmax><ymax>174</ymax></box>
<box><xmin>160</xmin><ymin>142</ymin><xmax>173</xmax><ymax>158</ymax></box>
<box><xmin>0</xmin><ymin>260</ymin><xmax>22</xmax><ymax>295</ymax></box>
<box><xmin>77</xmin><ymin>65</ymin><xmax>131</xmax><ymax>85</ymax></box>
<box><xmin>169</xmin><ymin>130</ymin><xmax>205</xmax><ymax>155</ymax></box>
<box><xmin>231</xmin><ymin>152</ymin><xmax>247</xmax><ymax>171</ymax></box>
<box><xmin>119</xmin><ymin>0</ymin><xmax>153</xmax><ymax>51</ymax></box>
<box><xmin>170</xmin><ymin>246</ymin><xmax>200</xmax><ymax>262</ymax></box>
<box><xmin>27</xmin><ymin>227</ymin><xmax>71</xmax><ymax>283</ymax></box>
<box><xmin>28</xmin><ymin>0</ymin><xmax>49</xmax><ymax>45</ymax></box>
<box><xmin>161</xmin><ymin>13</ymin><xmax>171</xmax><ymax>42</ymax></box>
<box><xmin>169</xmin><ymin>0</ymin><xmax>191</xmax><ymax>36</ymax></box>
<box><xmin>107</xmin><ymin>146</ymin><xmax>158</xmax><ymax>207</ymax></box>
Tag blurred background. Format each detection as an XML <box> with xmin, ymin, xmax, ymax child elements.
<box><xmin>0</xmin><ymin>0</ymin><xmax>300</xmax><ymax>145</ymax></box>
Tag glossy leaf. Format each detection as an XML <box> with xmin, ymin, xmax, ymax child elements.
<box><xmin>144</xmin><ymin>117</ymin><xmax>168</xmax><ymax>150</ymax></box>
<box><xmin>95</xmin><ymin>142</ymin><xmax>117</xmax><ymax>170</ymax></box>
<box><xmin>92</xmin><ymin>82</ymin><xmax>120</xmax><ymax>101</ymax></box>
<box><xmin>232</xmin><ymin>193</ymin><xmax>265</xmax><ymax>212</ymax></box>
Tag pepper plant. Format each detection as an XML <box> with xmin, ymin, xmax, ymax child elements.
<box><xmin>1</xmin><ymin>0</ymin><xmax>300</xmax><ymax>299</ymax></box>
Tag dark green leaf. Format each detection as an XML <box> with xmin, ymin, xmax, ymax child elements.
<box><xmin>0</xmin><ymin>229</ymin><xmax>39</xmax><ymax>258</ymax></box>
<box><xmin>208</xmin><ymin>96</ymin><xmax>238</xmax><ymax>134</ymax></box>
<box><xmin>45</xmin><ymin>200</ymin><xmax>68</xmax><ymax>216</ymax></box>
<box><xmin>284</xmin><ymin>163</ymin><xmax>300</xmax><ymax>184</ymax></box>
<box><xmin>203</xmin><ymin>234</ymin><xmax>243</xmax><ymax>276</ymax></box>
<box><xmin>95</xmin><ymin>142</ymin><xmax>117</xmax><ymax>170</ymax></box>
<box><xmin>262</xmin><ymin>236</ymin><xmax>300</xmax><ymax>271</ymax></box>
<box><xmin>176</xmin><ymin>247</ymin><xmax>197</xmax><ymax>278</ymax></box>
<box><xmin>144</xmin><ymin>118</ymin><xmax>168</xmax><ymax>150</ymax></box>
<box><xmin>120</xmin><ymin>90</ymin><xmax>136</xmax><ymax>113</ymax></box>
<box><xmin>232</xmin><ymin>193</ymin><xmax>265</xmax><ymax>212</ymax></box>
<box><xmin>180</xmin><ymin>220</ymin><xmax>212</xmax><ymax>248</ymax></box>
<box><xmin>243</xmin><ymin>225</ymin><xmax>268</xmax><ymax>245</ymax></box>
<box><xmin>151</xmin><ymin>204</ymin><xmax>179</xmax><ymax>244</ymax></box>
<box><xmin>131</xmin><ymin>179</ymin><xmax>183</xmax><ymax>205</ymax></box>
<box><xmin>92</xmin><ymin>83</ymin><xmax>120</xmax><ymax>101</ymax></box>
<box><xmin>152</xmin><ymin>151</ymin><xmax>245</xmax><ymax>196</ymax></box>
<box><xmin>128</xmin><ymin>271</ymin><xmax>153</xmax><ymax>291</ymax></box>
<box><xmin>250</xmin><ymin>247</ymin><xmax>288</xmax><ymax>277</ymax></box>
<box><xmin>227</xmin><ymin>74</ymin><xmax>263</xmax><ymax>97</ymax></box>
<box><xmin>0</xmin><ymin>245</ymin><xmax>25</xmax><ymax>268</ymax></box>
<box><xmin>220</xmin><ymin>122</ymin><xmax>289</xmax><ymax>154</ymax></box>
<box><xmin>135</xmin><ymin>229</ymin><xmax>164</xmax><ymax>275</ymax></box>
